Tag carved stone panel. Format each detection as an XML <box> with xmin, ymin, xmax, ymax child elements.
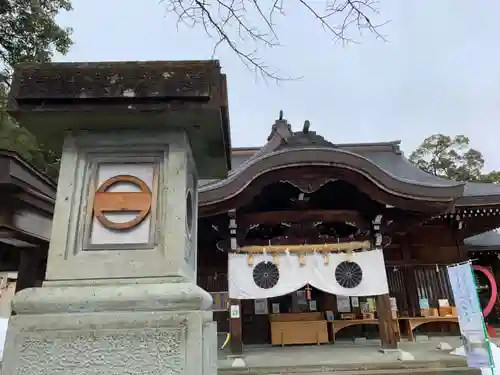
<box><xmin>87</xmin><ymin>161</ymin><xmax>158</xmax><ymax>248</ymax></box>
<box><xmin>14</xmin><ymin>328</ymin><xmax>184</xmax><ymax>375</ymax></box>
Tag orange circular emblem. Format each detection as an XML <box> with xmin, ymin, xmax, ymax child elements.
<box><xmin>93</xmin><ymin>175</ymin><xmax>152</xmax><ymax>230</ymax></box>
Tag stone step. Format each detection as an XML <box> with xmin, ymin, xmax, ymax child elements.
<box><xmin>220</xmin><ymin>367</ymin><xmax>481</xmax><ymax>375</ymax></box>
<box><xmin>219</xmin><ymin>358</ymin><xmax>482</xmax><ymax>375</ymax></box>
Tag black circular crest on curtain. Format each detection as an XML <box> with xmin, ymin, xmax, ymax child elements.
<box><xmin>253</xmin><ymin>261</ymin><xmax>280</xmax><ymax>289</ymax></box>
<box><xmin>334</xmin><ymin>261</ymin><xmax>363</xmax><ymax>288</ymax></box>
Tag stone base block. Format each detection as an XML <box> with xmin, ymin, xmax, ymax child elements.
<box><xmin>2</xmin><ymin>283</ymin><xmax>217</xmax><ymax>375</ymax></box>
<box><xmin>436</xmin><ymin>341</ymin><xmax>453</xmax><ymax>351</ymax></box>
<box><xmin>415</xmin><ymin>335</ymin><xmax>429</xmax><ymax>342</ymax></box>
<box><xmin>397</xmin><ymin>350</ymin><xmax>415</xmax><ymax>361</ymax></box>
<box><xmin>353</xmin><ymin>337</ymin><xmax>368</xmax><ymax>344</ymax></box>
<box><xmin>379</xmin><ymin>345</ymin><xmax>400</xmax><ymax>354</ymax></box>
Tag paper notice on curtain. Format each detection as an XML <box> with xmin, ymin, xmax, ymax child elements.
<box><xmin>228</xmin><ymin>249</ymin><xmax>389</xmax><ymax>300</ymax></box>
<box><xmin>230</xmin><ymin>305</ymin><xmax>240</xmax><ymax>319</ymax></box>
<box><xmin>419</xmin><ymin>298</ymin><xmax>430</xmax><ymax>309</ymax></box>
<box><xmin>337</xmin><ymin>295</ymin><xmax>351</xmax><ymax>312</ymax></box>
<box><xmin>390</xmin><ymin>297</ymin><xmax>398</xmax><ymax>311</ymax></box>
<box><xmin>351</xmin><ymin>297</ymin><xmax>359</xmax><ymax>308</ymax></box>
<box><xmin>361</xmin><ymin>302</ymin><xmax>370</xmax><ymax>313</ymax></box>
<box><xmin>297</xmin><ymin>290</ymin><xmax>307</xmax><ymax>305</ymax></box>
<box><xmin>447</xmin><ymin>262</ymin><xmax>493</xmax><ymax>370</ymax></box>
<box><xmin>272</xmin><ymin>303</ymin><xmax>280</xmax><ymax>314</ymax></box>
<box><xmin>438</xmin><ymin>299</ymin><xmax>450</xmax><ymax>307</ymax></box>
<box><xmin>367</xmin><ymin>298</ymin><xmax>376</xmax><ymax>312</ymax></box>
<box><xmin>254</xmin><ymin>299</ymin><xmax>268</xmax><ymax>315</ymax></box>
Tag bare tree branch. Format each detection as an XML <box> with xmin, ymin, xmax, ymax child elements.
<box><xmin>162</xmin><ymin>0</ymin><xmax>388</xmax><ymax>81</ymax></box>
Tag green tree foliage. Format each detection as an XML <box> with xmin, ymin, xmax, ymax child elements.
<box><xmin>409</xmin><ymin>134</ymin><xmax>500</xmax><ymax>183</ymax></box>
<box><xmin>0</xmin><ymin>0</ymin><xmax>72</xmax><ymax>179</ymax></box>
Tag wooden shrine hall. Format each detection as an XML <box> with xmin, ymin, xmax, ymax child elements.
<box><xmin>195</xmin><ymin>114</ymin><xmax>500</xmax><ymax>354</ymax></box>
<box><xmin>0</xmin><ymin>151</ymin><xmax>55</xmax><ymax>316</ymax></box>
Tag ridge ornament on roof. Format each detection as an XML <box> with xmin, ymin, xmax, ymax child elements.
<box><xmin>278</xmin><ymin>120</ymin><xmax>335</xmax><ymax>149</ymax></box>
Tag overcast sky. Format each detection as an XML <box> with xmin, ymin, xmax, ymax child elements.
<box><xmin>56</xmin><ymin>0</ymin><xmax>500</xmax><ymax>172</ymax></box>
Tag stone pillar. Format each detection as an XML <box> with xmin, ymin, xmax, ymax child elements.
<box><xmin>3</xmin><ymin>61</ymin><xmax>231</xmax><ymax>375</ymax></box>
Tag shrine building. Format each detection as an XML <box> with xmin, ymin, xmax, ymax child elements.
<box><xmin>0</xmin><ymin>112</ymin><xmax>499</xmax><ymax>355</ymax></box>
<box><xmin>196</xmin><ymin>115</ymin><xmax>500</xmax><ymax>354</ymax></box>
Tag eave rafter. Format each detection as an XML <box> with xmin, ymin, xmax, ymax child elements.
<box><xmin>423</xmin><ymin>206</ymin><xmax>500</xmax><ymax>239</ymax></box>
<box><xmin>237</xmin><ymin>209</ymin><xmax>368</xmax><ymax>230</ymax></box>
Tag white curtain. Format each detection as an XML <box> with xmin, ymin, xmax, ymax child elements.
<box><xmin>228</xmin><ymin>249</ymin><xmax>389</xmax><ymax>300</ymax></box>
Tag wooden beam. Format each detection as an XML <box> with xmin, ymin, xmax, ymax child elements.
<box><xmin>383</xmin><ymin>213</ymin><xmax>431</xmax><ymax>236</ymax></box>
<box><xmin>238</xmin><ymin>209</ymin><xmax>367</xmax><ymax>228</ymax></box>
<box><xmin>240</xmin><ymin>234</ymin><xmax>371</xmax><ymax>248</ymax></box>
<box><xmin>237</xmin><ymin>241</ymin><xmax>371</xmax><ymax>254</ymax></box>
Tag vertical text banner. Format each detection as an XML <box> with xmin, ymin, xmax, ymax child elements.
<box><xmin>447</xmin><ymin>262</ymin><xmax>494</xmax><ymax>370</ymax></box>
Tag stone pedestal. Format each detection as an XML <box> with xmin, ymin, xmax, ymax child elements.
<box><xmin>4</xmin><ymin>284</ymin><xmax>216</xmax><ymax>375</ymax></box>
<box><xmin>3</xmin><ymin>61</ymin><xmax>231</xmax><ymax>375</ymax></box>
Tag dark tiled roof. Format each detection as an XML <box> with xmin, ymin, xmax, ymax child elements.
<box><xmin>199</xmin><ymin>117</ymin><xmax>500</xmax><ymax>207</ymax></box>
<box><xmin>200</xmin><ymin>140</ymin><xmax>464</xmax><ymax>191</ymax></box>
<box><xmin>464</xmin><ymin>230</ymin><xmax>500</xmax><ymax>251</ymax></box>
<box><xmin>463</xmin><ymin>182</ymin><xmax>500</xmax><ymax>197</ymax></box>
<box><xmin>343</xmin><ymin>146</ymin><xmax>461</xmax><ymax>188</ymax></box>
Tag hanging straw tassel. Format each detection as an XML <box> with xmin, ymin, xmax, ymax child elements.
<box><xmin>305</xmin><ymin>284</ymin><xmax>311</xmax><ymax>300</ymax></box>
<box><xmin>273</xmin><ymin>253</ymin><xmax>279</xmax><ymax>265</ymax></box>
<box><xmin>299</xmin><ymin>254</ymin><xmax>305</xmax><ymax>265</ymax></box>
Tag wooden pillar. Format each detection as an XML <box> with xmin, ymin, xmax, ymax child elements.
<box><xmin>492</xmin><ymin>256</ymin><xmax>500</xmax><ymax>291</ymax></box>
<box><xmin>376</xmin><ymin>294</ymin><xmax>398</xmax><ymax>349</ymax></box>
<box><xmin>402</xmin><ymin>236</ymin><xmax>418</xmax><ymax>317</ymax></box>
<box><xmin>228</xmin><ymin>210</ymin><xmax>243</xmax><ymax>354</ymax></box>
<box><xmin>373</xmin><ymin>214</ymin><xmax>398</xmax><ymax>349</ymax></box>
<box><xmin>453</xmin><ymin>215</ymin><xmax>467</xmax><ymax>262</ymax></box>
<box><xmin>15</xmin><ymin>247</ymin><xmax>45</xmax><ymax>293</ymax></box>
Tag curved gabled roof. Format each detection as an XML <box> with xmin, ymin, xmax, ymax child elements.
<box><xmin>199</xmin><ymin>124</ymin><xmax>466</xmax><ymax>211</ymax></box>
<box><xmin>199</xmin><ymin>145</ymin><xmax>464</xmax><ymax>204</ymax></box>
<box><xmin>199</xmin><ymin>117</ymin><xmax>500</xmax><ymax>211</ymax></box>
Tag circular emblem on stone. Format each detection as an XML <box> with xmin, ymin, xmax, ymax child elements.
<box><xmin>253</xmin><ymin>261</ymin><xmax>280</xmax><ymax>289</ymax></box>
<box><xmin>93</xmin><ymin>174</ymin><xmax>152</xmax><ymax>230</ymax></box>
<box><xmin>334</xmin><ymin>261</ymin><xmax>363</xmax><ymax>289</ymax></box>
